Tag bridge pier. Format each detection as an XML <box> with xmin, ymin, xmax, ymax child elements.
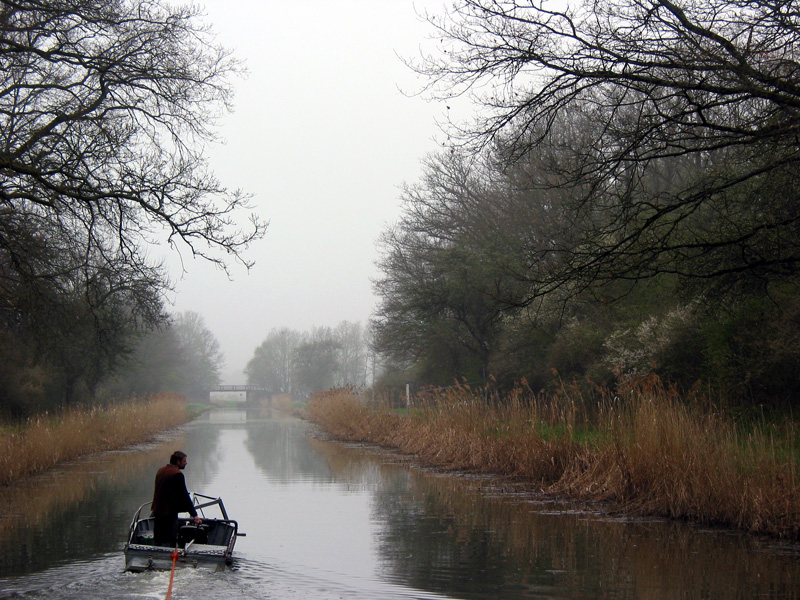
<box><xmin>245</xmin><ymin>389</ymin><xmax>270</xmax><ymax>406</ymax></box>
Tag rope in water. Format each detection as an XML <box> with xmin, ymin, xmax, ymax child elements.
<box><xmin>165</xmin><ymin>548</ymin><xmax>180</xmax><ymax>600</ymax></box>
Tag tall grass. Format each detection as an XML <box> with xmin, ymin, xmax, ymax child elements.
<box><xmin>308</xmin><ymin>379</ymin><xmax>800</xmax><ymax>539</ymax></box>
<box><xmin>0</xmin><ymin>393</ymin><xmax>189</xmax><ymax>486</ymax></box>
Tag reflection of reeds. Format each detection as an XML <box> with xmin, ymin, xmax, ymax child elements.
<box><xmin>0</xmin><ymin>393</ymin><xmax>188</xmax><ymax>486</ymax></box>
<box><xmin>0</xmin><ymin>436</ymin><xmax>180</xmax><ymax>538</ymax></box>
<box><xmin>308</xmin><ymin>381</ymin><xmax>800</xmax><ymax>539</ymax></box>
<box><xmin>310</xmin><ymin>427</ymin><xmax>800</xmax><ymax>598</ymax></box>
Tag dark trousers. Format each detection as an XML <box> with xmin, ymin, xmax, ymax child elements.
<box><xmin>153</xmin><ymin>513</ymin><xmax>178</xmax><ymax>546</ymax></box>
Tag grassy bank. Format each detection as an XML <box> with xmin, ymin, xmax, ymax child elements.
<box><xmin>308</xmin><ymin>380</ymin><xmax>800</xmax><ymax>539</ymax></box>
<box><xmin>0</xmin><ymin>393</ymin><xmax>190</xmax><ymax>486</ymax></box>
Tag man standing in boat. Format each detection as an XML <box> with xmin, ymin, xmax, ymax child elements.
<box><xmin>152</xmin><ymin>450</ymin><xmax>203</xmax><ymax>546</ymax></box>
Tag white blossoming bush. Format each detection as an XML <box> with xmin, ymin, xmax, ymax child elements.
<box><xmin>604</xmin><ymin>306</ymin><xmax>696</xmax><ymax>382</ymax></box>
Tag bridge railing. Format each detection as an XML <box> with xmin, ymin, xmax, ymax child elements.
<box><xmin>208</xmin><ymin>385</ymin><xmax>268</xmax><ymax>392</ymax></box>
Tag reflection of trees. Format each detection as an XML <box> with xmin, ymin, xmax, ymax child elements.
<box><xmin>317</xmin><ymin>441</ymin><xmax>800</xmax><ymax>599</ymax></box>
<box><xmin>181</xmin><ymin>416</ymin><xmax>222</xmax><ymax>489</ymax></box>
<box><xmin>375</xmin><ymin>469</ymin><xmax>546</xmax><ymax>598</ymax></box>
<box><xmin>244</xmin><ymin>418</ymin><xmax>334</xmax><ymax>483</ymax></box>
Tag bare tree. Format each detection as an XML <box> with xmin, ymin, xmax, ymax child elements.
<box><xmin>0</xmin><ymin>1</ymin><xmax>266</xmax><ymax>410</ymax></box>
<box><xmin>172</xmin><ymin>310</ymin><xmax>224</xmax><ymax>393</ymax></box>
<box><xmin>333</xmin><ymin>321</ymin><xmax>369</xmax><ymax>387</ymax></box>
<box><xmin>373</xmin><ymin>151</ymin><xmax>519</xmax><ymax>385</ymax></box>
<box><xmin>414</xmin><ymin>0</ymin><xmax>800</xmax><ymax>302</ymax></box>
<box><xmin>246</xmin><ymin>327</ymin><xmax>301</xmax><ymax>394</ymax></box>
<box><xmin>0</xmin><ymin>0</ymin><xmax>267</xmax><ymax>290</ymax></box>
<box><xmin>292</xmin><ymin>327</ymin><xmax>341</xmax><ymax>396</ymax></box>
<box><xmin>419</xmin><ymin>0</ymin><xmax>800</xmax><ymax>156</ymax></box>
<box><xmin>247</xmin><ymin>323</ymin><xmax>371</xmax><ymax>396</ymax></box>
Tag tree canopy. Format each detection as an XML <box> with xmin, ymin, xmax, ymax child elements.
<box><xmin>0</xmin><ymin>0</ymin><xmax>265</xmax><ymax>276</ymax></box>
<box><xmin>372</xmin><ymin>0</ymin><xmax>800</xmax><ymax>401</ymax></box>
<box><xmin>0</xmin><ymin>0</ymin><xmax>266</xmax><ymax>414</ymax></box>
<box><xmin>414</xmin><ymin>0</ymin><xmax>800</xmax><ymax>302</ymax></box>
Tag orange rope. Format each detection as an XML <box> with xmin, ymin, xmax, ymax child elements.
<box><xmin>165</xmin><ymin>548</ymin><xmax>179</xmax><ymax>600</ymax></box>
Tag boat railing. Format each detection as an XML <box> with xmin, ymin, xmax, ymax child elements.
<box><xmin>128</xmin><ymin>494</ymin><xmax>228</xmax><ymax>524</ymax></box>
<box><xmin>128</xmin><ymin>502</ymin><xmax>153</xmax><ymax>543</ymax></box>
<box><xmin>191</xmin><ymin>493</ymin><xmax>229</xmax><ymax>520</ymax></box>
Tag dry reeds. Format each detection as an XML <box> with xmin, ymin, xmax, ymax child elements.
<box><xmin>0</xmin><ymin>393</ymin><xmax>188</xmax><ymax>486</ymax></box>
<box><xmin>307</xmin><ymin>380</ymin><xmax>800</xmax><ymax>539</ymax></box>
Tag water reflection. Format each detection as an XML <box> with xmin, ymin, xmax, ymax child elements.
<box><xmin>2</xmin><ymin>409</ymin><xmax>799</xmax><ymax>600</ymax></box>
<box><xmin>312</xmin><ymin>437</ymin><xmax>800</xmax><ymax>600</ymax></box>
<box><xmin>244</xmin><ymin>412</ymin><xmax>334</xmax><ymax>483</ymax></box>
<box><xmin>0</xmin><ymin>419</ymin><xmax>225</xmax><ymax>579</ymax></box>
<box><xmin>180</xmin><ymin>410</ymin><xmax>224</xmax><ymax>486</ymax></box>
<box><xmin>0</xmin><ymin>434</ymin><xmax>184</xmax><ymax>577</ymax></box>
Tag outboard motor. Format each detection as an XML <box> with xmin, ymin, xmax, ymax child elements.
<box><xmin>178</xmin><ymin>523</ymin><xmax>208</xmax><ymax>546</ymax></box>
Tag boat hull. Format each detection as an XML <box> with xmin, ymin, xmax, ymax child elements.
<box><xmin>124</xmin><ymin>543</ymin><xmax>233</xmax><ymax>572</ymax></box>
<box><xmin>124</xmin><ymin>497</ymin><xmax>240</xmax><ymax>572</ymax></box>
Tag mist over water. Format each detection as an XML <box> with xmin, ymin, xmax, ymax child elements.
<box><xmin>1</xmin><ymin>408</ymin><xmax>798</xmax><ymax>599</ymax></box>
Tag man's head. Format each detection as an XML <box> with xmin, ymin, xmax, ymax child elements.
<box><xmin>170</xmin><ymin>450</ymin><xmax>188</xmax><ymax>469</ymax></box>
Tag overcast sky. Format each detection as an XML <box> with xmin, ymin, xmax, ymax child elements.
<box><xmin>167</xmin><ymin>1</ymin><xmax>452</xmax><ymax>381</ymax></box>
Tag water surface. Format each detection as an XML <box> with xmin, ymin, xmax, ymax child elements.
<box><xmin>1</xmin><ymin>407</ymin><xmax>798</xmax><ymax>599</ymax></box>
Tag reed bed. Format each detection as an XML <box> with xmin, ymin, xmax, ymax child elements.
<box><xmin>308</xmin><ymin>380</ymin><xmax>800</xmax><ymax>539</ymax></box>
<box><xmin>0</xmin><ymin>393</ymin><xmax>188</xmax><ymax>486</ymax></box>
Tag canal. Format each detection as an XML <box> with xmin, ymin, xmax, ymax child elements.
<box><xmin>0</xmin><ymin>407</ymin><xmax>798</xmax><ymax>599</ymax></box>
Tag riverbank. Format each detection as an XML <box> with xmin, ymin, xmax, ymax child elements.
<box><xmin>0</xmin><ymin>393</ymin><xmax>191</xmax><ymax>486</ymax></box>
<box><xmin>307</xmin><ymin>381</ymin><xmax>800</xmax><ymax>539</ymax></box>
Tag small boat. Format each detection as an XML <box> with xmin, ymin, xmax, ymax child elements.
<box><xmin>124</xmin><ymin>493</ymin><xmax>244</xmax><ymax>572</ymax></box>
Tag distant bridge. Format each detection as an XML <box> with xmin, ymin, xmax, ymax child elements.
<box><xmin>194</xmin><ymin>384</ymin><xmax>271</xmax><ymax>405</ymax></box>
<box><xmin>210</xmin><ymin>385</ymin><xmax>268</xmax><ymax>393</ymax></box>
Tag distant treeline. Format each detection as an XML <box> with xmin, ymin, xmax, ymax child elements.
<box><xmin>0</xmin><ymin>309</ymin><xmax>225</xmax><ymax>420</ymax></box>
<box><xmin>245</xmin><ymin>322</ymin><xmax>373</xmax><ymax>397</ymax></box>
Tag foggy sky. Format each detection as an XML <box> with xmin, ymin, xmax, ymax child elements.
<box><xmin>167</xmin><ymin>1</ymin><xmax>450</xmax><ymax>382</ymax></box>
